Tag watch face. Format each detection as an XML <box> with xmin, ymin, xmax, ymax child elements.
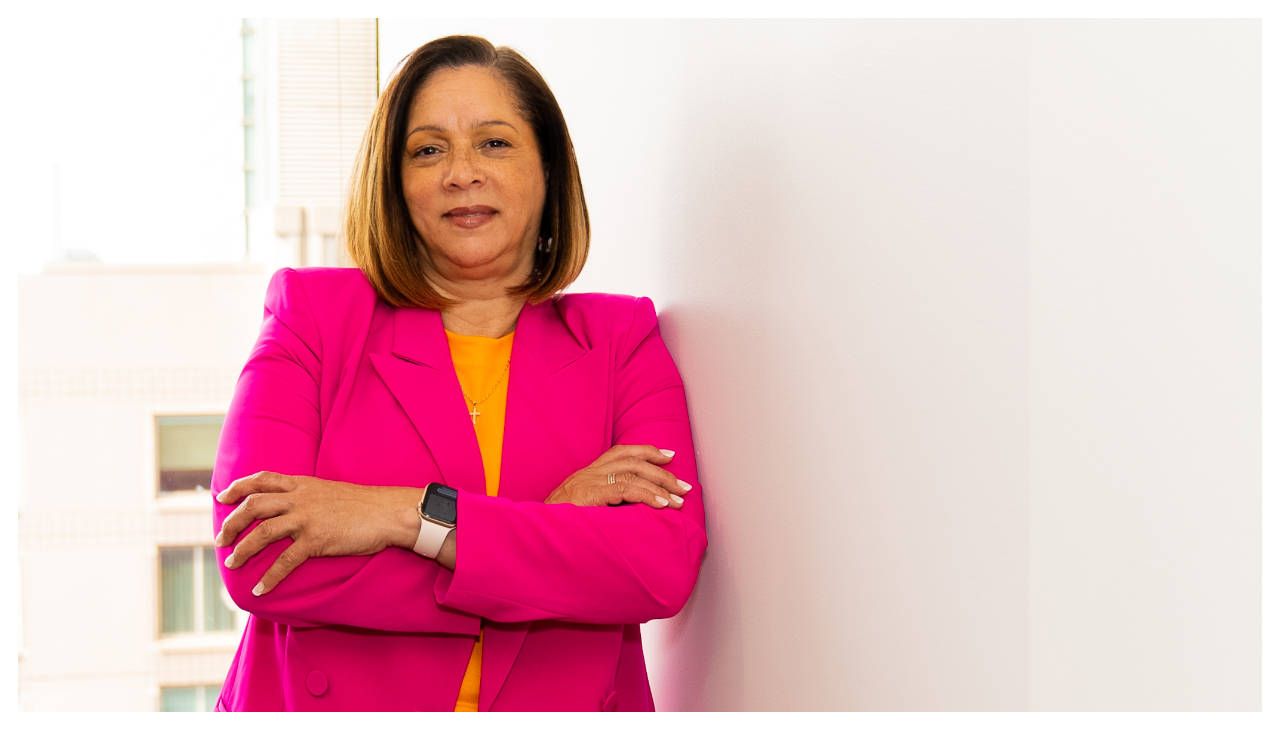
<box><xmin>422</xmin><ymin>483</ymin><xmax>458</xmax><ymax>526</ymax></box>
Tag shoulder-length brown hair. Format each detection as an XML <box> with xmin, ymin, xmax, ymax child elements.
<box><xmin>344</xmin><ymin>35</ymin><xmax>589</xmax><ymax>309</ymax></box>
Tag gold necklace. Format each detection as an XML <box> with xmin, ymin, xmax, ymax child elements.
<box><xmin>460</xmin><ymin>358</ymin><xmax>511</xmax><ymax>424</ymax></box>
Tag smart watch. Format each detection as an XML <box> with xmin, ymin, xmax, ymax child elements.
<box><xmin>413</xmin><ymin>482</ymin><xmax>458</xmax><ymax>560</ymax></box>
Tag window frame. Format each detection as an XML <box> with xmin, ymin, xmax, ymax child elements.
<box><xmin>155</xmin><ymin>545</ymin><xmax>241</xmax><ymax>640</ymax></box>
<box><xmin>159</xmin><ymin>683</ymin><xmax>223</xmax><ymax>712</ymax></box>
<box><xmin>152</xmin><ymin>411</ymin><xmax>226</xmax><ymax>501</ymax></box>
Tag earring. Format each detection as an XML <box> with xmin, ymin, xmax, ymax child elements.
<box><xmin>537</xmin><ymin>236</ymin><xmax>552</xmax><ymax>253</ymax></box>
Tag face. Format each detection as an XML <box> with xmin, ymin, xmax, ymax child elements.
<box><xmin>400</xmin><ymin>65</ymin><xmax>546</xmax><ymax>294</ymax></box>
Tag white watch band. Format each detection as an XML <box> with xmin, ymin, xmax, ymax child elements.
<box><xmin>413</xmin><ymin>517</ymin><xmax>453</xmax><ymax>560</ymax></box>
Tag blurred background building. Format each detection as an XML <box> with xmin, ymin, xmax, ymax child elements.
<box><xmin>15</xmin><ymin>18</ymin><xmax>376</xmax><ymax>711</ymax></box>
<box><xmin>17</xmin><ymin>264</ymin><xmax>264</xmax><ymax>711</ymax></box>
<box><xmin>245</xmin><ymin>18</ymin><xmax>376</xmax><ymax>270</ymax></box>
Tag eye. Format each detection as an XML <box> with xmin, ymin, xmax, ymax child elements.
<box><xmin>413</xmin><ymin>145</ymin><xmax>442</xmax><ymax>157</ymax></box>
<box><xmin>481</xmin><ymin>139</ymin><xmax>511</xmax><ymax>149</ymax></box>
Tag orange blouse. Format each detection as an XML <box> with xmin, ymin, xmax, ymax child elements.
<box><xmin>444</xmin><ymin>329</ymin><xmax>513</xmax><ymax>712</ymax></box>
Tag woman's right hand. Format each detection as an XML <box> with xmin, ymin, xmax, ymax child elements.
<box><xmin>544</xmin><ymin>445</ymin><xmax>694</xmax><ymax>509</ymax></box>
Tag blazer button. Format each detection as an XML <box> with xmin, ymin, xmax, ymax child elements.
<box><xmin>306</xmin><ymin>670</ymin><xmax>328</xmax><ymax>697</ymax></box>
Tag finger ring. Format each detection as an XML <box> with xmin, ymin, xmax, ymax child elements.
<box><xmin>607</xmin><ymin>473</ymin><xmax>616</xmax><ymax>485</ymax></box>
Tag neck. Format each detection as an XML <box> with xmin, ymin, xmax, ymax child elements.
<box><xmin>440</xmin><ymin>294</ymin><xmax>525</xmax><ymax>337</ymax></box>
<box><xmin>428</xmin><ymin>255</ymin><xmax>531</xmax><ymax>338</ymax></box>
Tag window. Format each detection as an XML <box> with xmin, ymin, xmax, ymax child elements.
<box><xmin>156</xmin><ymin>415</ymin><xmax>224</xmax><ymax>493</ymax></box>
<box><xmin>160</xmin><ymin>684</ymin><xmax>223</xmax><ymax>712</ymax></box>
<box><xmin>159</xmin><ymin>547</ymin><xmax>236</xmax><ymax>635</ymax></box>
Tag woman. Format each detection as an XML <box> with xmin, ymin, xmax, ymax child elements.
<box><xmin>209</xmin><ymin>35</ymin><xmax>706</xmax><ymax>712</ymax></box>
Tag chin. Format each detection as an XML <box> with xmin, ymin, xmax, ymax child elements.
<box><xmin>438</xmin><ymin>254</ymin><xmax>528</xmax><ymax>283</ymax></box>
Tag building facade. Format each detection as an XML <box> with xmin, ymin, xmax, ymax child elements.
<box><xmin>17</xmin><ymin>264</ymin><xmax>266</xmax><ymax>711</ymax></box>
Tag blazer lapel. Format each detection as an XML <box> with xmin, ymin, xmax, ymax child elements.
<box><xmin>498</xmin><ymin>298</ymin><xmax>609</xmax><ymax>501</ymax></box>
<box><xmin>368</xmin><ymin>307</ymin><xmax>486</xmax><ymax>496</ymax></box>
<box><xmin>480</xmin><ymin>299</ymin><xmax>610</xmax><ymax>710</ymax></box>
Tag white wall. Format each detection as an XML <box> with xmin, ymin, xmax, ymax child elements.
<box><xmin>1025</xmin><ymin>21</ymin><xmax>1259</xmax><ymax>710</ymax></box>
<box><xmin>383</xmin><ymin>19</ymin><xmax>1260</xmax><ymax>711</ymax></box>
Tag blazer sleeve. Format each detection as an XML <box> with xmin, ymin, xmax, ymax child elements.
<box><xmin>210</xmin><ymin>268</ymin><xmax>480</xmax><ymax>636</ymax></box>
<box><xmin>435</xmin><ymin>297</ymin><xmax>708</xmax><ymax>624</ymax></box>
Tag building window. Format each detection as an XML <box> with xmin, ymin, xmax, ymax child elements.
<box><xmin>159</xmin><ymin>547</ymin><xmax>237</xmax><ymax>635</ymax></box>
<box><xmin>156</xmin><ymin>415</ymin><xmax>224</xmax><ymax>493</ymax></box>
<box><xmin>160</xmin><ymin>684</ymin><xmax>223</xmax><ymax>712</ymax></box>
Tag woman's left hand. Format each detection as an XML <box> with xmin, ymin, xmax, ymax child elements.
<box><xmin>214</xmin><ymin>472</ymin><xmax>422</xmax><ymax>596</ymax></box>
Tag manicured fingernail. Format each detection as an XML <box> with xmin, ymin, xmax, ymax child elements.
<box><xmin>669</xmin><ymin>493</ymin><xmax>684</xmax><ymax>504</ymax></box>
<box><xmin>214</xmin><ymin>534</ymin><xmax>224</xmax><ymax>547</ymax></box>
<box><xmin>215</xmin><ymin>491</ymin><xmax>226</xmax><ymax>503</ymax></box>
<box><xmin>676</xmin><ymin>479</ymin><xmax>692</xmax><ymax>492</ymax></box>
<box><xmin>656</xmin><ymin>496</ymin><xmax>669</xmax><ymax>507</ymax></box>
<box><xmin>252</xmin><ymin>582</ymin><xmax>265</xmax><ymax>596</ymax></box>
<box><xmin>658</xmin><ymin>449</ymin><xmax>675</xmax><ymax>457</ymax></box>
<box><xmin>224</xmin><ymin>555</ymin><xmax>235</xmax><ymax>568</ymax></box>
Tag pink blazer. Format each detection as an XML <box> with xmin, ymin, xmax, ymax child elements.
<box><xmin>210</xmin><ymin>267</ymin><xmax>706</xmax><ymax>711</ymax></box>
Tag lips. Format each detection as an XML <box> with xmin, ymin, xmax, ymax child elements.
<box><xmin>444</xmin><ymin>205</ymin><xmax>497</xmax><ymax>229</ymax></box>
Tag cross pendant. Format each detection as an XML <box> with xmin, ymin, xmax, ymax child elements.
<box><xmin>469</xmin><ymin>405</ymin><xmax>481</xmax><ymax>424</ymax></box>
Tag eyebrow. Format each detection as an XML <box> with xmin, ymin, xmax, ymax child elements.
<box><xmin>406</xmin><ymin>120</ymin><xmax>517</xmax><ymax>136</ymax></box>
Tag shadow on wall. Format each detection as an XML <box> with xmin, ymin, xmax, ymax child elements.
<box><xmin>639</xmin><ymin>34</ymin><xmax>792</xmax><ymax>704</ymax></box>
<box><xmin>639</xmin><ymin>469</ymin><xmax>745</xmax><ymax>711</ymax></box>
<box><xmin>637</xmin><ymin>24</ymin><xmax>819</xmax><ymax>709</ymax></box>
<box><xmin>639</xmin><ymin>19</ymin><xmax>1036</xmax><ymax>711</ymax></box>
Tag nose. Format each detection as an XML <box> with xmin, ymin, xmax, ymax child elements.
<box><xmin>442</xmin><ymin>146</ymin><xmax>485</xmax><ymax>190</ymax></box>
